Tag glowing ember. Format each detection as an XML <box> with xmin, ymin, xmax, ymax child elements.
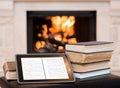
<box><xmin>35</xmin><ymin>41</ymin><xmax>45</xmax><ymax>50</ymax></box>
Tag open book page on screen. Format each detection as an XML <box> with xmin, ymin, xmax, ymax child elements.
<box><xmin>21</xmin><ymin>58</ymin><xmax>46</xmax><ymax>80</ymax></box>
<box><xmin>21</xmin><ymin>57</ymin><xmax>69</xmax><ymax>80</ymax></box>
<box><xmin>16</xmin><ymin>53</ymin><xmax>75</xmax><ymax>84</ymax></box>
<box><xmin>42</xmin><ymin>57</ymin><xmax>69</xmax><ymax>79</ymax></box>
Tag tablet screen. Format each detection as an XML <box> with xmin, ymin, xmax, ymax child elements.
<box><xmin>21</xmin><ymin>57</ymin><xmax>69</xmax><ymax>80</ymax></box>
<box><xmin>16</xmin><ymin>53</ymin><xmax>75</xmax><ymax>84</ymax></box>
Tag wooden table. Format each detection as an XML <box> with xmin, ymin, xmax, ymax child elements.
<box><xmin>1</xmin><ymin>74</ymin><xmax>120</xmax><ymax>88</ymax></box>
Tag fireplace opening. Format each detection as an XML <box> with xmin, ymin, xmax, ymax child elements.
<box><xmin>27</xmin><ymin>11</ymin><xmax>96</xmax><ymax>53</ymax></box>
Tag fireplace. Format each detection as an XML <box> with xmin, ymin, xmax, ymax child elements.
<box><xmin>27</xmin><ymin>11</ymin><xmax>96</xmax><ymax>53</ymax></box>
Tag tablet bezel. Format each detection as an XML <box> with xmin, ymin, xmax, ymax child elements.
<box><xmin>16</xmin><ymin>53</ymin><xmax>75</xmax><ymax>84</ymax></box>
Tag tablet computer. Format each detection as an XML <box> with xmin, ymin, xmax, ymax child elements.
<box><xmin>16</xmin><ymin>53</ymin><xmax>75</xmax><ymax>84</ymax></box>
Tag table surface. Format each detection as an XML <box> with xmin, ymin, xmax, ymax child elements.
<box><xmin>1</xmin><ymin>73</ymin><xmax>120</xmax><ymax>88</ymax></box>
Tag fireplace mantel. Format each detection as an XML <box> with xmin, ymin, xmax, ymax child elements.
<box><xmin>2</xmin><ymin>0</ymin><xmax>120</xmax><ymax>74</ymax></box>
<box><xmin>14</xmin><ymin>0</ymin><xmax>110</xmax><ymax>2</ymax></box>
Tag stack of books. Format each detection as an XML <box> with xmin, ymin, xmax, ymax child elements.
<box><xmin>65</xmin><ymin>41</ymin><xmax>114</xmax><ymax>79</ymax></box>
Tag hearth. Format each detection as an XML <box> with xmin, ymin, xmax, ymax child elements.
<box><xmin>27</xmin><ymin>11</ymin><xmax>96</xmax><ymax>53</ymax></box>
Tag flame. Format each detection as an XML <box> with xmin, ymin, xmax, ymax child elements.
<box><xmin>42</xmin><ymin>24</ymin><xmax>48</xmax><ymax>39</ymax></box>
<box><xmin>54</xmin><ymin>34</ymin><xmax>62</xmax><ymax>41</ymax></box>
<box><xmin>35</xmin><ymin>16</ymin><xmax>77</xmax><ymax>52</ymax></box>
<box><xmin>35</xmin><ymin>41</ymin><xmax>45</xmax><ymax>50</ymax></box>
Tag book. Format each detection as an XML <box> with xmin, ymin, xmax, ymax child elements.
<box><xmin>65</xmin><ymin>41</ymin><xmax>113</xmax><ymax>53</ymax></box>
<box><xmin>66</xmin><ymin>51</ymin><xmax>112</xmax><ymax>64</ymax></box>
<box><xmin>3</xmin><ymin>61</ymin><xmax>17</xmax><ymax>80</ymax></box>
<box><xmin>74</xmin><ymin>68</ymin><xmax>110</xmax><ymax>79</ymax></box>
<box><xmin>72</xmin><ymin>60</ymin><xmax>110</xmax><ymax>72</ymax></box>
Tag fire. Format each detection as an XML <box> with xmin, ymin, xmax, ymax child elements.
<box><xmin>35</xmin><ymin>41</ymin><xmax>45</xmax><ymax>50</ymax></box>
<box><xmin>35</xmin><ymin>16</ymin><xmax>77</xmax><ymax>52</ymax></box>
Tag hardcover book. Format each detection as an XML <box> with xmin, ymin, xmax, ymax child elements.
<box><xmin>74</xmin><ymin>68</ymin><xmax>110</xmax><ymax>79</ymax></box>
<box><xmin>66</xmin><ymin>51</ymin><xmax>112</xmax><ymax>64</ymax></box>
<box><xmin>65</xmin><ymin>41</ymin><xmax>113</xmax><ymax>53</ymax></box>
<box><xmin>72</xmin><ymin>60</ymin><xmax>110</xmax><ymax>72</ymax></box>
<box><xmin>3</xmin><ymin>61</ymin><xmax>16</xmax><ymax>80</ymax></box>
